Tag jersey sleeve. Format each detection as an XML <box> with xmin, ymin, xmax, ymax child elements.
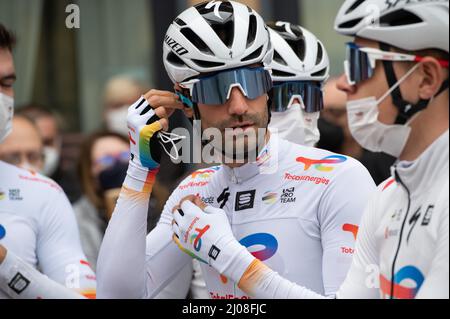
<box><xmin>416</xmin><ymin>201</ymin><xmax>449</xmax><ymax>299</ymax></box>
<box><xmin>335</xmin><ymin>186</ymin><xmax>383</xmax><ymax>299</ymax></box>
<box><xmin>0</xmin><ymin>249</ymin><xmax>84</xmax><ymax>299</ymax></box>
<box><xmin>318</xmin><ymin>159</ymin><xmax>376</xmax><ymax>296</ymax></box>
<box><xmin>36</xmin><ymin>187</ymin><xmax>96</xmax><ymax>298</ymax></box>
<box><xmin>97</xmin><ymin>176</ymin><xmax>192</xmax><ymax>299</ymax></box>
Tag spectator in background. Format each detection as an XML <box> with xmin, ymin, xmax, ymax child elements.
<box><xmin>74</xmin><ymin>131</ymin><xmax>199</xmax><ymax>299</ymax></box>
<box><xmin>17</xmin><ymin>104</ymin><xmax>82</xmax><ymax>201</ymax></box>
<box><xmin>0</xmin><ymin>115</ymin><xmax>44</xmax><ymax>172</ymax></box>
<box><xmin>318</xmin><ymin>78</ymin><xmax>396</xmax><ymax>185</ymax></box>
<box><xmin>74</xmin><ymin>131</ymin><xmax>170</xmax><ymax>270</ymax></box>
<box><xmin>103</xmin><ymin>75</ymin><xmax>147</xmax><ymax>137</ymax></box>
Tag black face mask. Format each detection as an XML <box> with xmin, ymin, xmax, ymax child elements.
<box><xmin>98</xmin><ymin>161</ymin><xmax>128</xmax><ymax>192</ymax></box>
<box><xmin>317</xmin><ymin>118</ymin><xmax>345</xmax><ymax>153</ymax></box>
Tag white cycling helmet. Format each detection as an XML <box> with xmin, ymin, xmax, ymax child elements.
<box><xmin>163</xmin><ymin>0</ymin><xmax>274</xmax><ymax>84</ymax></box>
<box><xmin>268</xmin><ymin>21</ymin><xmax>330</xmax><ymax>82</ymax></box>
<box><xmin>335</xmin><ymin>0</ymin><xmax>449</xmax><ymax>53</ymax></box>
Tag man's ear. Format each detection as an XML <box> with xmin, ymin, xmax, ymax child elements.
<box><xmin>418</xmin><ymin>57</ymin><xmax>447</xmax><ymax>100</ymax></box>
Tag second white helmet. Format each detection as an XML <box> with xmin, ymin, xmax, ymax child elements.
<box><xmin>268</xmin><ymin>21</ymin><xmax>330</xmax><ymax>83</ymax></box>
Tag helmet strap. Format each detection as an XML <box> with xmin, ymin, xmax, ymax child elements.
<box><xmin>380</xmin><ymin>43</ymin><xmax>449</xmax><ymax>125</ymax></box>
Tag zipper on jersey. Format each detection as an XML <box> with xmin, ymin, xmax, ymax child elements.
<box><xmin>390</xmin><ymin>169</ymin><xmax>412</xmax><ymax>299</ymax></box>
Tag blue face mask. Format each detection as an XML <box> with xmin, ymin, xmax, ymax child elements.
<box><xmin>98</xmin><ymin>161</ymin><xmax>128</xmax><ymax>191</ymax></box>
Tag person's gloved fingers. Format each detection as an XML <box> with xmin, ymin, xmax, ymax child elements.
<box><xmin>173</xmin><ymin>208</ymin><xmax>184</xmax><ymax>226</ymax></box>
<box><xmin>172</xmin><ymin>220</ymin><xmax>181</xmax><ymax>239</ymax></box>
<box><xmin>133</xmin><ymin>96</ymin><xmax>150</xmax><ymax>113</ymax></box>
<box><xmin>204</xmin><ymin>205</ymin><xmax>226</xmax><ymax>215</ymax></box>
<box><xmin>181</xmin><ymin>199</ymin><xmax>204</xmax><ymax>217</ymax></box>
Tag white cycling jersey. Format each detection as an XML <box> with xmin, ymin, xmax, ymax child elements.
<box><xmin>337</xmin><ymin>130</ymin><xmax>449</xmax><ymax>299</ymax></box>
<box><xmin>97</xmin><ymin>136</ymin><xmax>376</xmax><ymax>299</ymax></box>
<box><xmin>0</xmin><ymin>161</ymin><xmax>96</xmax><ymax>299</ymax></box>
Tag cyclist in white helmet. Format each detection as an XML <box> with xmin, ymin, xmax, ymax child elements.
<box><xmin>97</xmin><ymin>0</ymin><xmax>375</xmax><ymax>299</ymax></box>
<box><xmin>268</xmin><ymin>21</ymin><xmax>330</xmax><ymax>147</ymax></box>
<box><xmin>177</xmin><ymin>0</ymin><xmax>448</xmax><ymax>299</ymax></box>
<box><xmin>0</xmin><ymin>24</ymin><xmax>96</xmax><ymax>299</ymax></box>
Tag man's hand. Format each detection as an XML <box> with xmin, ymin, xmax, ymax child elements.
<box><xmin>172</xmin><ymin>196</ymin><xmax>254</xmax><ymax>280</ymax></box>
<box><xmin>124</xmin><ymin>89</ymin><xmax>185</xmax><ymax>191</ymax></box>
<box><xmin>0</xmin><ymin>245</ymin><xmax>6</xmax><ymax>265</ymax></box>
<box><xmin>127</xmin><ymin>90</ymin><xmax>178</xmax><ymax>169</ymax></box>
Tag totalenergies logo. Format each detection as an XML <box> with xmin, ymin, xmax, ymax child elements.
<box><xmin>296</xmin><ymin>155</ymin><xmax>347</xmax><ymax>172</ymax></box>
<box><xmin>189</xmin><ymin>225</ymin><xmax>210</xmax><ymax>252</ymax></box>
<box><xmin>380</xmin><ymin>266</ymin><xmax>425</xmax><ymax>299</ymax></box>
<box><xmin>220</xmin><ymin>233</ymin><xmax>278</xmax><ymax>284</ymax></box>
<box><xmin>191</xmin><ymin>167</ymin><xmax>220</xmax><ymax>179</ymax></box>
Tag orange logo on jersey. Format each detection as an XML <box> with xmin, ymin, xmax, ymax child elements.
<box><xmin>342</xmin><ymin>223</ymin><xmax>359</xmax><ymax>240</ymax></box>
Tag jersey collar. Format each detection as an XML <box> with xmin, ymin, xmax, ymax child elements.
<box><xmin>393</xmin><ymin>130</ymin><xmax>449</xmax><ymax>196</ymax></box>
<box><xmin>222</xmin><ymin>135</ymin><xmax>280</xmax><ymax>185</ymax></box>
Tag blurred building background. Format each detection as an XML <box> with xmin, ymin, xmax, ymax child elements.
<box><xmin>0</xmin><ymin>0</ymin><xmax>349</xmax><ymax>133</ymax></box>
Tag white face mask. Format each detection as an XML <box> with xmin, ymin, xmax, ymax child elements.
<box><xmin>106</xmin><ymin>105</ymin><xmax>129</xmax><ymax>136</ymax></box>
<box><xmin>0</xmin><ymin>92</ymin><xmax>14</xmax><ymax>144</ymax></box>
<box><xmin>346</xmin><ymin>64</ymin><xmax>420</xmax><ymax>158</ymax></box>
<box><xmin>269</xmin><ymin>103</ymin><xmax>320</xmax><ymax>147</ymax></box>
<box><xmin>42</xmin><ymin>146</ymin><xmax>60</xmax><ymax>176</ymax></box>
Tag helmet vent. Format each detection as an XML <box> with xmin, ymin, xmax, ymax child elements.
<box><xmin>191</xmin><ymin>59</ymin><xmax>225</xmax><ymax>68</ymax></box>
<box><xmin>338</xmin><ymin>17</ymin><xmax>363</xmax><ymax>29</ymax></box>
<box><xmin>246</xmin><ymin>14</ymin><xmax>257</xmax><ymax>48</ymax></box>
<box><xmin>316</xmin><ymin>43</ymin><xmax>323</xmax><ymax>65</ymax></box>
<box><xmin>380</xmin><ymin>9</ymin><xmax>423</xmax><ymax>26</ymax></box>
<box><xmin>272</xmin><ymin>69</ymin><xmax>296</xmax><ymax>77</ymax></box>
<box><xmin>196</xmin><ymin>1</ymin><xmax>235</xmax><ymax>48</ymax></box>
<box><xmin>273</xmin><ymin>50</ymin><xmax>288</xmax><ymax>66</ymax></box>
<box><xmin>345</xmin><ymin>0</ymin><xmax>366</xmax><ymax>14</ymax></box>
<box><xmin>174</xmin><ymin>18</ymin><xmax>187</xmax><ymax>27</ymax></box>
<box><xmin>180</xmin><ymin>27</ymin><xmax>214</xmax><ymax>55</ymax></box>
<box><xmin>286</xmin><ymin>37</ymin><xmax>306</xmax><ymax>61</ymax></box>
<box><xmin>311</xmin><ymin>67</ymin><xmax>327</xmax><ymax>77</ymax></box>
<box><xmin>241</xmin><ymin>45</ymin><xmax>263</xmax><ymax>62</ymax></box>
<box><xmin>167</xmin><ymin>51</ymin><xmax>185</xmax><ymax>67</ymax></box>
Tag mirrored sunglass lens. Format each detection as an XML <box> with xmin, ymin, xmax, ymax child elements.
<box><xmin>271</xmin><ymin>82</ymin><xmax>323</xmax><ymax>113</ymax></box>
<box><xmin>302</xmin><ymin>83</ymin><xmax>323</xmax><ymax>113</ymax></box>
<box><xmin>347</xmin><ymin>44</ymin><xmax>373</xmax><ymax>85</ymax></box>
<box><xmin>191</xmin><ymin>68</ymin><xmax>272</xmax><ymax>105</ymax></box>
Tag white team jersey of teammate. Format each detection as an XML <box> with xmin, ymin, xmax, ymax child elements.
<box><xmin>0</xmin><ymin>161</ymin><xmax>96</xmax><ymax>298</ymax></box>
<box><xmin>98</xmin><ymin>136</ymin><xmax>376</xmax><ymax>299</ymax></box>
<box><xmin>338</xmin><ymin>130</ymin><xmax>449</xmax><ymax>299</ymax></box>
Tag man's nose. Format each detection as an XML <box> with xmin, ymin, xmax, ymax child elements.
<box><xmin>336</xmin><ymin>73</ymin><xmax>356</xmax><ymax>95</ymax></box>
<box><xmin>227</xmin><ymin>86</ymin><xmax>250</xmax><ymax>116</ymax></box>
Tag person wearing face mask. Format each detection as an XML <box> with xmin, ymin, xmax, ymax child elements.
<box><xmin>319</xmin><ymin>78</ymin><xmax>396</xmax><ymax>185</ymax></box>
<box><xmin>74</xmin><ymin>131</ymin><xmax>203</xmax><ymax>298</ymax></box>
<box><xmin>17</xmin><ymin>104</ymin><xmax>82</xmax><ymax>203</ymax></box>
<box><xmin>267</xmin><ymin>21</ymin><xmax>329</xmax><ymax>147</ymax></box>
<box><xmin>218</xmin><ymin>0</ymin><xmax>448</xmax><ymax>299</ymax></box>
<box><xmin>0</xmin><ymin>23</ymin><xmax>96</xmax><ymax>299</ymax></box>
<box><xmin>0</xmin><ymin>115</ymin><xmax>44</xmax><ymax>172</ymax></box>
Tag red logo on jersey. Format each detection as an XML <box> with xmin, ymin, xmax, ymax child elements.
<box><xmin>342</xmin><ymin>223</ymin><xmax>359</xmax><ymax>240</ymax></box>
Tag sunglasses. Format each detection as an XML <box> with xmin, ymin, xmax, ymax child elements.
<box><xmin>345</xmin><ymin>42</ymin><xmax>449</xmax><ymax>86</ymax></box>
<box><xmin>178</xmin><ymin>66</ymin><xmax>273</xmax><ymax>106</ymax></box>
<box><xmin>271</xmin><ymin>81</ymin><xmax>324</xmax><ymax>113</ymax></box>
<box><xmin>95</xmin><ymin>151</ymin><xmax>130</xmax><ymax>168</ymax></box>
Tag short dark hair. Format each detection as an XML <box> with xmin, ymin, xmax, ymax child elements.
<box><xmin>0</xmin><ymin>23</ymin><xmax>16</xmax><ymax>51</ymax></box>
